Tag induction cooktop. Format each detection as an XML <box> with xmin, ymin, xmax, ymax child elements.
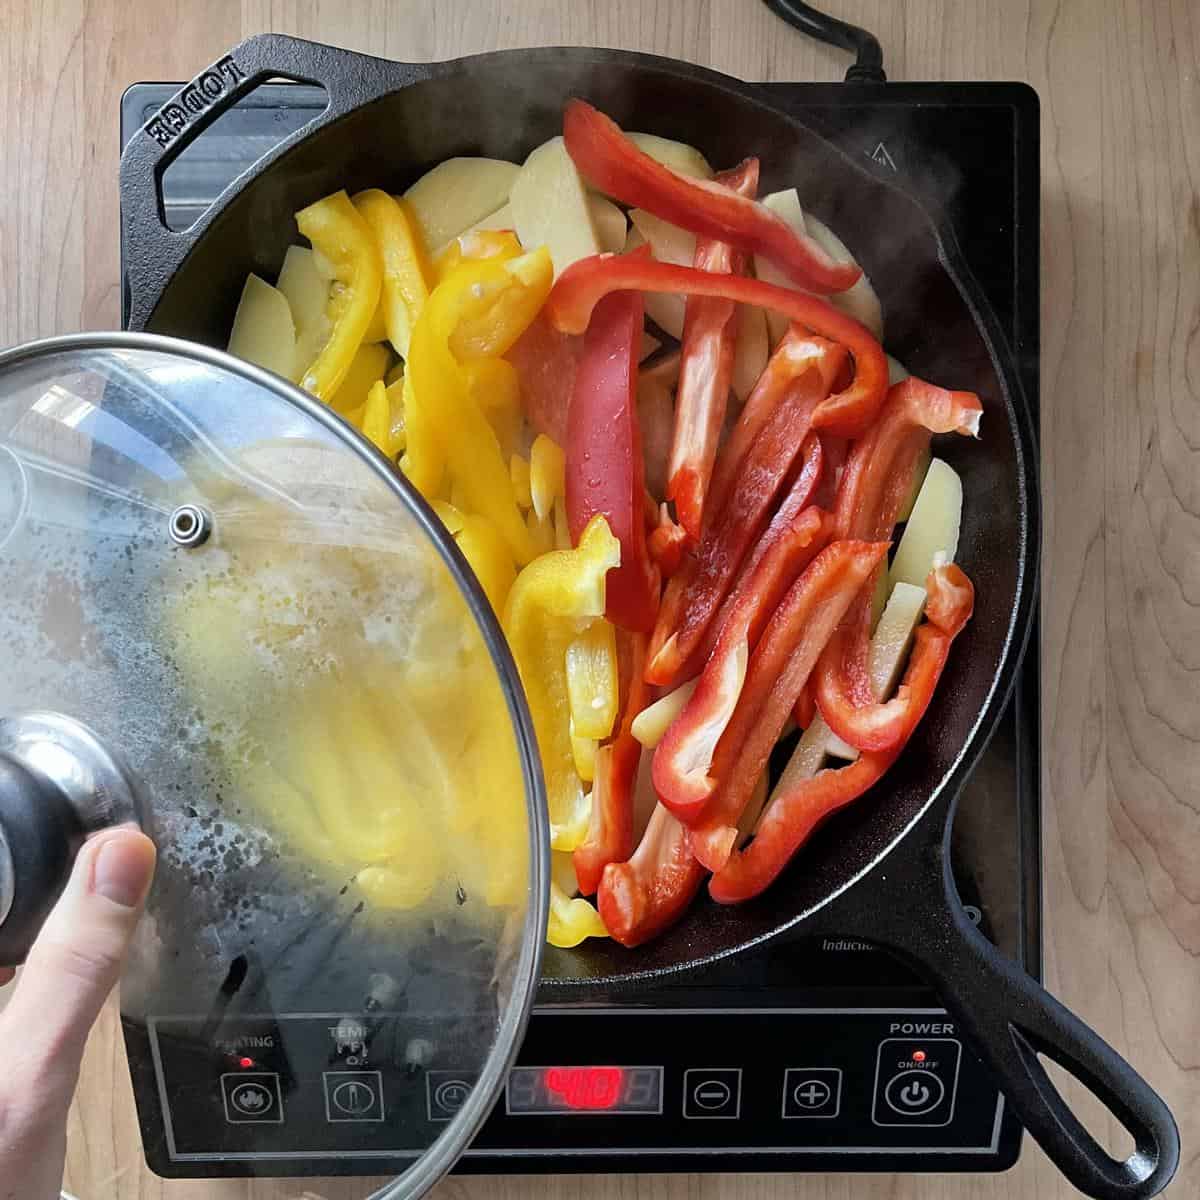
<box><xmin>119</xmin><ymin>67</ymin><xmax>1040</xmax><ymax>1179</ymax></box>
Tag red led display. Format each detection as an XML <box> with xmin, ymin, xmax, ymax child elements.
<box><xmin>544</xmin><ymin>1066</ymin><xmax>624</xmax><ymax>1110</ymax></box>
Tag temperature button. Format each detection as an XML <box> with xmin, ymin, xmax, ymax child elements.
<box><xmin>323</xmin><ymin>1070</ymin><xmax>385</xmax><ymax>1122</ymax></box>
<box><xmin>683</xmin><ymin>1068</ymin><xmax>741</xmax><ymax>1119</ymax></box>
<box><xmin>872</xmin><ymin>1037</ymin><xmax>961</xmax><ymax>1127</ymax></box>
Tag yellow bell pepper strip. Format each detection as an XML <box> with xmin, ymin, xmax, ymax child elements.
<box><xmin>565</xmin><ymin>619</ymin><xmax>619</xmax><ymax>740</ymax></box>
<box><xmin>361</xmin><ymin>380</ymin><xmax>405</xmax><ymax>460</ymax></box>
<box><xmin>570</xmin><ymin>725</ymin><xmax>598</xmax><ymax>783</ymax></box>
<box><xmin>456</xmin><ymin>510</ymin><xmax>517</xmax><ymax>615</ymax></box>
<box><xmin>503</xmin><ymin>515</ymin><xmax>620</xmax><ymax>852</ymax></box>
<box><xmin>445</xmin><ymin>248</ymin><xmax>554</xmax><ymax>361</ymax></box>
<box><xmin>328</xmin><ymin>340</ymin><xmax>390</xmax><ymax>416</ymax></box>
<box><xmin>433</xmin><ymin>228</ymin><xmax>523</xmax><ymax>284</ymax></box>
<box><xmin>549</xmin><ymin>882</ymin><xmax>610</xmax><ymax>947</ymax></box>
<box><xmin>530</xmin><ymin>433</ymin><xmax>566</xmax><ymax>522</ymax></box>
<box><xmin>408</xmin><ymin>271</ymin><xmax>536</xmax><ymax>562</ymax></box>
<box><xmin>554</xmin><ymin>495</ymin><xmax>572</xmax><ymax>551</ymax></box>
<box><xmin>295</xmin><ymin>190</ymin><xmax>383</xmax><ymax>400</ymax></box>
<box><xmin>399</xmin><ymin>365</ymin><xmax>445</xmax><ymax>499</ymax></box>
<box><xmin>462</xmin><ymin>357</ymin><xmax>523</xmax><ymax>461</ymax></box>
<box><xmin>511</xmin><ymin>455</ymin><xmax>533</xmax><ymax>510</ymax></box>
<box><xmin>527</xmin><ymin>506</ymin><xmax>555</xmax><ymax>557</ymax></box>
<box><xmin>353</xmin><ymin>188</ymin><xmax>432</xmax><ymax>358</ymax></box>
<box><xmin>362</xmin><ymin>300</ymin><xmax>389</xmax><ymax>344</ymax></box>
<box><xmin>432</xmin><ymin>500</ymin><xmax>465</xmax><ymax>534</ymax></box>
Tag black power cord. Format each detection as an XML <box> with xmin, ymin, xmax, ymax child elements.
<box><xmin>762</xmin><ymin>0</ymin><xmax>887</xmax><ymax>83</ymax></box>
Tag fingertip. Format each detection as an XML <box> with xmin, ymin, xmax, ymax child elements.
<box><xmin>86</xmin><ymin>827</ymin><xmax>156</xmax><ymax>910</ymax></box>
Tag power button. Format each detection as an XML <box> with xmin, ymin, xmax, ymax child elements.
<box><xmin>871</xmin><ymin>1038</ymin><xmax>961</xmax><ymax>1127</ymax></box>
<box><xmin>884</xmin><ymin>1069</ymin><xmax>945</xmax><ymax>1115</ymax></box>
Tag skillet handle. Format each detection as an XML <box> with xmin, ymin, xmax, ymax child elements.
<box><xmin>869</xmin><ymin>843</ymin><xmax>1179</xmax><ymax>1200</ymax></box>
<box><xmin>119</xmin><ymin>33</ymin><xmax>429</xmax><ymax>328</ymax></box>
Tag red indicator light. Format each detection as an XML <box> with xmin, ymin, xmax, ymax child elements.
<box><xmin>545</xmin><ymin>1066</ymin><xmax>624</xmax><ymax>1110</ymax></box>
<box><xmin>238</xmin><ymin>1056</ymin><xmax>255</xmax><ymax>1069</ymax></box>
<box><xmin>912</xmin><ymin>1051</ymin><xmax>926</xmax><ymax>1063</ymax></box>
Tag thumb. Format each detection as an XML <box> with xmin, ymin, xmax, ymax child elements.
<box><xmin>2</xmin><ymin>826</ymin><xmax>155</xmax><ymax>1106</ymax></box>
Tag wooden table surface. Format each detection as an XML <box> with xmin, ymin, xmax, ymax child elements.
<box><xmin>1</xmin><ymin>1</ymin><xmax>1196</xmax><ymax>1197</ymax></box>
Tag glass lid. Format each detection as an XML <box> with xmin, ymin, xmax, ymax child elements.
<box><xmin>0</xmin><ymin>333</ymin><xmax>548</xmax><ymax>1200</ymax></box>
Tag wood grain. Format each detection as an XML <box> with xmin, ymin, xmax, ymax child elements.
<box><xmin>1</xmin><ymin>1</ymin><xmax>1196</xmax><ymax>1197</ymax></box>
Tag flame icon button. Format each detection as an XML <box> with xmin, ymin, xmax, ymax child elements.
<box><xmin>222</xmin><ymin>1073</ymin><xmax>284</xmax><ymax>1124</ymax></box>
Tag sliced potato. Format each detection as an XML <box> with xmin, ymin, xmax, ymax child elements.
<box><xmin>227</xmin><ymin>274</ymin><xmax>297</xmax><ymax>380</ymax></box>
<box><xmin>869</xmin><ymin>583</ymin><xmax>927</xmax><ymax>696</ymax></box>
<box><xmin>736</xmin><ymin>770</ymin><xmax>771</xmax><ymax>846</ymax></box>
<box><xmin>403</xmin><ymin>157</ymin><xmax>519</xmax><ymax>250</ymax></box>
<box><xmin>825</xmin><ymin>580</ymin><xmax>929</xmax><ymax>762</ymax></box>
<box><xmin>510</xmin><ymin>136</ymin><xmax>602</xmax><ymax>277</ymax></box>
<box><xmin>753</xmin><ymin>190</ymin><xmax>808</xmax><ymax>343</ymax></box>
<box><xmin>275</xmin><ymin>245</ymin><xmax>331</xmax><ymax>377</ymax></box>
<box><xmin>588</xmin><ymin>194</ymin><xmax>628</xmax><ymax>253</ymax></box>
<box><xmin>625</xmin><ymin>226</ymin><xmax>687</xmax><ymax>338</ymax></box>
<box><xmin>627</xmin><ymin>132</ymin><xmax>713</xmax><ymax>180</ymax></box>
<box><xmin>631</xmin><ymin>679</ymin><xmax>699</xmax><ymax>749</ymax></box>
<box><xmin>889</xmin><ymin>458</ymin><xmax>963</xmax><ymax>589</ymax></box>
<box><xmin>803</xmin><ymin>212</ymin><xmax>883</xmax><ymax>341</ymax></box>
<box><xmin>438</xmin><ymin>202</ymin><xmax>516</xmax><ymax>253</ymax></box>
<box><xmin>774</xmin><ymin>717</ymin><xmax>832</xmax><ymax>789</ymax></box>
<box><xmin>629</xmin><ymin>208</ymin><xmax>696</xmax><ymax>266</ymax></box>
<box><xmin>731</xmin><ymin>303</ymin><xmax>769</xmax><ymax>405</ymax></box>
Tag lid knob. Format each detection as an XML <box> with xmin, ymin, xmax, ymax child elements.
<box><xmin>0</xmin><ymin>713</ymin><xmax>145</xmax><ymax>966</ymax></box>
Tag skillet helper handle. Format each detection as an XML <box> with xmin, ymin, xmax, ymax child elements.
<box><xmin>868</xmin><ymin>846</ymin><xmax>1179</xmax><ymax>1200</ymax></box>
<box><xmin>119</xmin><ymin>33</ymin><xmax>429</xmax><ymax>328</ymax></box>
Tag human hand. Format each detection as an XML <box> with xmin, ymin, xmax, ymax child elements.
<box><xmin>0</xmin><ymin>827</ymin><xmax>156</xmax><ymax>1200</ymax></box>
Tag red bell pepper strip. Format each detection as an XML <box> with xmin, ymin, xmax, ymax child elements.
<box><xmin>597</xmin><ymin>803</ymin><xmax>707</xmax><ymax>948</ymax></box>
<box><xmin>831</xmin><ymin>377</ymin><xmax>982</xmax><ymax>541</ymax></box>
<box><xmin>648</xmin><ymin>513</ymin><xmax>689</xmax><ymax>577</ymax></box>
<box><xmin>691</xmin><ymin>433</ymin><xmax>826</xmax><ymax>670</ymax></box>
<box><xmin>710</xmin><ymin>563</ymin><xmax>975</xmax><ymax>902</ymax></box>
<box><xmin>565</xmin><ymin>284</ymin><xmax>660</xmax><ymax>633</ymax></box>
<box><xmin>652</xmin><ymin>506</ymin><xmax>831</xmax><ymax>823</ymax></box>
<box><xmin>686</xmin><ymin>539</ymin><xmax>889</xmax><ymax>871</ymax></box>
<box><xmin>646</xmin><ymin>372</ymin><xmax>830</xmax><ymax>688</ymax></box>
<box><xmin>668</xmin><ymin>159</ymin><xmax>759</xmax><ymax>541</ymax></box>
<box><xmin>563</xmin><ymin>100</ymin><xmax>861</xmax><ymax>295</ymax></box>
<box><xmin>545</xmin><ymin>256</ymin><xmax>888</xmax><ymax>437</ymax></box>
<box><xmin>506</xmin><ymin>312</ymin><xmax>582</xmax><ymax>446</ymax></box>
<box><xmin>793</xmin><ymin>679</ymin><xmax>817</xmax><ymax>729</ymax></box>
<box><xmin>811</xmin><ymin>433</ymin><xmax>849</xmax><ymax>511</ymax></box>
<box><xmin>574</xmin><ymin>633</ymin><xmax>650</xmax><ymax>896</ymax></box>
<box><xmin>707</xmin><ymin>329</ymin><xmax>845</xmax><ymax>517</ymax></box>
<box><xmin>814</xmin><ymin>378</ymin><xmax>982</xmax><ymax>751</ymax></box>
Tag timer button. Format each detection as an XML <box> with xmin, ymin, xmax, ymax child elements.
<box><xmin>427</xmin><ymin>1070</ymin><xmax>478</xmax><ymax>1121</ymax></box>
<box><xmin>683</xmin><ymin>1068</ymin><xmax>741</xmax><ymax>1119</ymax></box>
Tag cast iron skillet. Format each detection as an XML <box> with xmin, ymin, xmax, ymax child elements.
<box><xmin>120</xmin><ymin>34</ymin><xmax>1178</xmax><ymax>1199</ymax></box>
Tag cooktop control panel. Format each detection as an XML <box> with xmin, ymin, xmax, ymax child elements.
<box><xmin>131</xmin><ymin>1007</ymin><xmax>1006</xmax><ymax>1177</ymax></box>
